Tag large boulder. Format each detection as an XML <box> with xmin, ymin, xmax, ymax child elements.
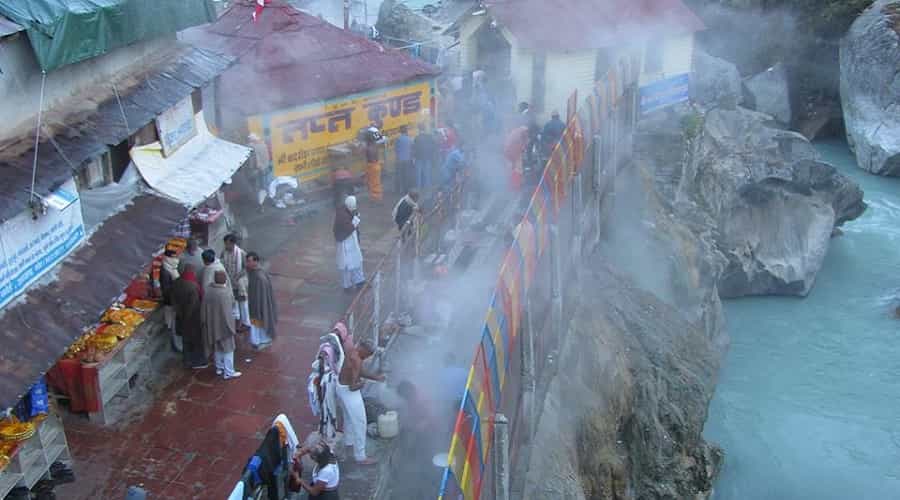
<box><xmin>840</xmin><ymin>0</ymin><xmax>900</xmax><ymax>176</ymax></box>
<box><xmin>691</xmin><ymin>49</ymin><xmax>743</xmax><ymax>109</ymax></box>
<box><xmin>636</xmin><ymin>105</ymin><xmax>866</xmax><ymax>297</ymax></box>
<box><xmin>742</xmin><ymin>62</ymin><xmax>792</xmax><ymax>125</ymax></box>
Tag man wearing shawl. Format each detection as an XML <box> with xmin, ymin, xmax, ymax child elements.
<box><xmin>222</xmin><ymin>234</ymin><xmax>251</xmax><ymax>332</ymax></box>
<box><xmin>334</xmin><ymin>196</ymin><xmax>365</xmax><ymax>293</ymax></box>
<box><xmin>203</xmin><ymin>271</ymin><xmax>241</xmax><ymax>380</ymax></box>
<box><xmin>172</xmin><ymin>264</ymin><xmax>206</xmax><ymax>369</ymax></box>
<box><xmin>201</xmin><ymin>249</ymin><xmax>230</xmax><ymax>295</ymax></box>
<box><xmin>247</xmin><ymin>252</ymin><xmax>277</xmax><ymax>350</ymax></box>
<box><xmin>178</xmin><ymin>238</ymin><xmax>205</xmax><ymax>274</ymax></box>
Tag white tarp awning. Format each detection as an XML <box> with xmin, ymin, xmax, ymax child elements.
<box><xmin>130</xmin><ymin>113</ymin><xmax>252</xmax><ymax>207</ymax></box>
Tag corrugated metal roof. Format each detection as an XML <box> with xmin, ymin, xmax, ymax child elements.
<box><xmin>483</xmin><ymin>0</ymin><xmax>705</xmax><ymax>50</ymax></box>
<box><xmin>0</xmin><ymin>45</ymin><xmax>233</xmax><ymax>223</ymax></box>
<box><xmin>181</xmin><ymin>1</ymin><xmax>440</xmax><ymax>117</ymax></box>
<box><xmin>0</xmin><ymin>194</ymin><xmax>186</xmax><ymax>410</ymax></box>
<box><xmin>0</xmin><ymin>16</ymin><xmax>23</xmax><ymax>38</ymax></box>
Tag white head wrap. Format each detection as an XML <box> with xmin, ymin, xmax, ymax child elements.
<box><xmin>345</xmin><ymin>195</ymin><xmax>357</xmax><ymax>211</ymax></box>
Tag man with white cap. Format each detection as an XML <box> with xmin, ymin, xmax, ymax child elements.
<box><xmin>333</xmin><ymin>195</ymin><xmax>365</xmax><ymax>292</ymax></box>
<box><xmin>248</xmin><ymin>133</ymin><xmax>273</xmax><ymax>211</ymax></box>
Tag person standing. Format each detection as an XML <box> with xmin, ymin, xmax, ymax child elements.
<box><xmin>336</xmin><ymin>340</ymin><xmax>383</xmax><ymax>465</ymax></box>
<box><xmin>178</xmin><ymin>238</ymin><xmax>205</xmax><ymax>275</ymax></box>
<box><xmin>202</xmin><ymin>270</ymin><xmax>241</xmax><ymax>379</ymax></box>
<box><xmin>504</xmin><ymin>126</ymin><xmax>529</xmax><ymax>191</ymax></box>
<box><xmin>333</xmin><ymin>196</ymin><xmax>365</xmax><ymax>293</ymax></box>
<box><xmin>172</xmin><ymin>264</ymin><xmax>207</xmax><ymax>369</ymax></box>
<box><xmin>413</xmin><ymin>123</ymin><xmax>437</xmax><ymax>190</ymax></box>
<box><xmin>541</xmin><ymin>110</ymin><xmax>566</xmax><ymax>155</ymax></box>
<box><xmin>440</xmin><ymin>139</ymin><xmax>465</xmax><ymax>189</ymax></box>
<box><xmin>201</xmin><ymin>249</ymin><xmax>230</xmax><ymax>295</ymax></box>
<box><xmin>159</xmin><ymin>249</ymin><xmax>180</xmax><ymax>352</ymax></box>
<box><xmin>249</xmin><ymin>133</ymin><xmax>273</xmax><ymax>212</ymax></box>
<box><xmin>246</xmin><ymin>252</ymin><xmax>278</xmax><ymax>350</ymax></box>
<box><xmin>222</xmin><ymin>234</ymin><xmax>250</xmax><ymax>332</ymax></box>
<box><xmin>364</xmin><ymin>129</ymin><xmax>383</xmax><ymax>202</ymax></box>
<box><xmin>393</xmin><ymin>126</ymin><xmax>414</xmax><ymax>194</ymax></box>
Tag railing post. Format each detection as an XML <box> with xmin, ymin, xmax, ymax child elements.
<box><xmin>549</xmin><ymin>224</ymin><xmax>563</xmax><ymax>350</ymax></box>
<box><xmin>372</xmin><ymin>270</ymin><xmax>382</xmax><ymax>367</ymax></box>
<box><xmin>492</xmin><ymin>413</ymin><xmax>510</xmax><ymax>500</ymax></box>
<box><xmin>394</xmin><ymin>239</ymin><xmax>403</xmax><ymax>316</ymax></box>
<box><xmin>521</xmin><ymin>296</ymin><xmax>535</xmax><ymax>441</ymax></box>
<box><xmin>413</xmin><ymin>215</ymin><xmax>421</xmax><ymax>282</ymax></box>
<box><xmin>593</xmin><ymin>134</ymin><xmax>603</xmax><ymax>248</ymax></box>
<box><xmin>572</xmin><ymin>171</ymin><xmax>583</xmax><ymax>264</ymax></box>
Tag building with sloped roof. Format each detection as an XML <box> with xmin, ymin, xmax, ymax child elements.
<box><xmin>448</xmin><ymin>0</ymin><xmax>705</xmax><ymax>120</ymax></box>
<box><xmin>183</xmin><ymin>1</ymin><xmax>441</xmax><ymax>184</ymax></box>
<box><xmin>0</xmin><ymin>1</ymin><xmax>251</xmax><ymax>458</ymax></box>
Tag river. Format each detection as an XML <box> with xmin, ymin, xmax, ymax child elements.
<box><xmin>705</xmin><ymin>139</ymin><xmax>900</xmax><ymax>499</ymax></box>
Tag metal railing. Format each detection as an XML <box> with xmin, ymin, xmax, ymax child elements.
<box><xmin>341</xmin><ymin>173</ymin><xmax>469</xmax><ymax>358</ymax></box>
<box><xmin>437</xmin><ymin>55</ymin><xmax>642</xmax><ymax>500</ymax></box>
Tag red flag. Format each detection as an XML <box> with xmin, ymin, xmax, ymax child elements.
<box><xmin>252</xmin><ymin>0</ymin><xmax>270</xmax><ymax>22</ymax></box>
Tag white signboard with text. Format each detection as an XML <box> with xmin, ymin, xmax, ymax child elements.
<box><xmin>155</xmin><ymin>96</ymin><xmax>197</xmax><ymax>157</ymax></box>
<box><xmin>0</xmin><ymin>178</ymin><xmax>85</xmax><ymax>308</ymax></box>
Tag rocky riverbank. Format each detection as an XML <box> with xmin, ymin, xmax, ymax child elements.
<box><xmin>524</xmin><ymin>162</ymin><xmax>728</xmax><ymax>499</ymax></box>
<box><xmin>636</xmin><ymin>48</ymin><xmax>867</xmax><ymax>297</ymax></box>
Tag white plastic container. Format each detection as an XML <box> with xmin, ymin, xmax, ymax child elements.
<box><xmin>377</xmin><ymin>411</ymin><xmax>400</xmax><ymax>438</ymax></box>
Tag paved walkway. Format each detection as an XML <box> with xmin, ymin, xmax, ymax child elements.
<box><xmin>57</xmin><ymin>192</ymin><xmax>400</xmax><ymax>500</ymax></box>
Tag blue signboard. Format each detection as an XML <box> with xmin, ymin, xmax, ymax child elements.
<box><xmin>640</xmin><ymin>73</ymin><xmax>690</xmax><ymax>115</ymax></box>
<box><xmin>0</xmin><ymin>179</ymin><xmax>85</xmax><ymax>308</ymax></box>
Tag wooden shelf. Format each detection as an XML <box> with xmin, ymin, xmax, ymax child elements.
<box><xmin>0</xmin><ymin>411</ymin><xmax>70</xmax><ymax>498</ymax></box>
<box><xmin>88</xmin><ymin>310</ymin><xmax>168</xmax><ymax>425</ymax></box>
<box><xmin>0</xmin><ymin>470</ymin><xmax>23</xmax><ymax>496</ymax></box>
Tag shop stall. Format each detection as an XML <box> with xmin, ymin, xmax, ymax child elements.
<box><xmin>0</xmin><ymin>382</ymin><xmax>72</xmax><ymax>498</ymax></box>
<box><xmin>46</xmin><ymin>237</ymin><xmax>190</xmax><ymax>425</ymax></box>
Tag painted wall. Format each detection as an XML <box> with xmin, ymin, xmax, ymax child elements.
<box><xmin>0</xmin><ymin>33</ymin><xmax>175</xmax><ymax>143</ymax></box>
<box><xmin>638</xmin><ymin>33</ymin><xmax>694</xmax><ymax>86</ymax></box>
<box><xmin>543</xmin><ymin>50</ymin><xmax>596</xmax><ymax>120</ymax></box>
<box><xmin>247</xmin><ymin>79</ymin><xmax>435</xmax><ymax>182</ymax></box>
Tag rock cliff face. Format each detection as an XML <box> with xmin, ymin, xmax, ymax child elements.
<box><xmin>690</xmin><ymin>49</ymin><xmax>742</xmax><ymax>110</ymax></box>
<box><xmin>524</xmin><ymin>166</ymin><xmax>727</xmax><ymax>499</ymax></box>
<box><xmin>637</xmin><ymin>104</ymin><xmax>866</xmax><ymax>297</ymax></box>
<box><xmin>742</xmin><ymin>63</ymin><xmax>792</xmax><ymax>125</ymax></box>
<box><xmin>841</xmin><ymin>0</ymin><xmax>900</xmax><ymax>176</ymax></box>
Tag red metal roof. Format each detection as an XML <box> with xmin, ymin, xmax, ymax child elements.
<box><xmin>181</xmin><ymin>2</ymin><xmax>439</xmax><ymax>117</ymax></box>
<box><xmin>483</xmin><ymin>0</ymin><xmax>705</xmax><ymax>50</ymax></box>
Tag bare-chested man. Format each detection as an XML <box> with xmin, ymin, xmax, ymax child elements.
<box><xmin>336</xmin><ymin>340</ymin><xmax>384</xmax><ymax>464</ymax></box>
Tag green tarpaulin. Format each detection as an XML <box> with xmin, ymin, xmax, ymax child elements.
<box><xmin>0</xmin><ymin>0</ymin><xmax>216</xmax><ymax>72</ymax></box>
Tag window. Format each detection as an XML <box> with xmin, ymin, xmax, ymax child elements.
<box><xmin>77</xmin><ymin>152</ymin><xmax>112</xmax><ymax>189</ymax></box>
<box><xmin>109</xmin><ymin>140</ymin><xmax>130</xmax><ymax>182</ymax></box>
<box><xmin>191</xmin><ymin>89</ymin><xmax>202</xmax><ymax>115</ymax></box>
<box><xmin>130</xmin><ymin>122</ymin><xmax>158</xmax><ymax>147</ymax></box>
<box><xmin>644</xmin><ymin>39</ymin><xmax>663</xmax><ymax>74</ymax></box>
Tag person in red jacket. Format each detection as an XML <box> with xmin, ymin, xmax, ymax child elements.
<box><xmin>504</xmin><ymin>126</ymin><xmax>529</xmax><ymax>191</ymax></box>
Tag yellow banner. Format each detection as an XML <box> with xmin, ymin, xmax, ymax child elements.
<box><xmin>248</xmin><ymin>80</ymin><xmax>433</xmax><ymax>181</ymax></box>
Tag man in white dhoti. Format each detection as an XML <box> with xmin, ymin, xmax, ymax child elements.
<box><xmin>222</xmin><ymin>234</ymin><xmax>251</xmax><ymax>332</ymax></box>
<box><xmin>336</xmin><ymin>339</ymin><xmax>383</xmax><ymax>465</ymax></box>
<box><xmin>333</xmin><ymin>195</ymin><xmax>365</xmax><ymax>293</ymax></box>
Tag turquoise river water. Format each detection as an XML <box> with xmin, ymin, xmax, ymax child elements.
<box><xmin>705</xmin><ymin>140</ymin><xmax>900</xmax><ymax>499</ymax></box>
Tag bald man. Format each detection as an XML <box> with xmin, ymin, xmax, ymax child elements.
<box><xmin>202</xmin><ymin>270</ymin><xmax>241</xmax><ymax>379</ymax></box>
